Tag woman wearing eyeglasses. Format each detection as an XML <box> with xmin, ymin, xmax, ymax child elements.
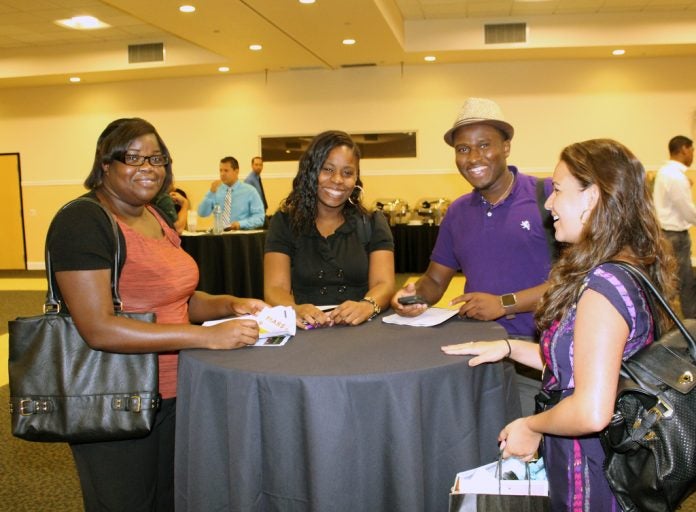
<box><xmin>264</xmin><ymin>130</ymin><xmax>395</xmax><ymax>329</ymax></box>
<box><xmin>46</xmin><ymin>117</ymin><xmax>268</xmax><ymax>511</ymax></box>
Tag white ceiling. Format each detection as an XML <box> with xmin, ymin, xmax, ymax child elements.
<box><xmin>1</xmin><ymin>0</ymin><xmax>695</xmax><ymax>88</ymax></box>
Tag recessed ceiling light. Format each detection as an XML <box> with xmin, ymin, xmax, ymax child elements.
<box><xmin>612</xmin><ymin>49</ymin><xmax>626</xmax><ymax>56</ymax></box>
<box><xmin>249</xmin><ymin>44</ymin><xmax>263</xmax><ymax>51</ymax></box>
<box><xmin>69</xmin><ymin>77</ymin><xmax>81</xmax><ymax>83</ymax></box>
<box><xmin>218</xmin><ymin>66</ymin><xmax>230</xmax><ymax>72</ymax></box>
<box><xmin>342</xmin><ymin>39</ymin><xmax>356</xmax><ymax>45</ymax></box>
<box><xmin>179</xmin><ymin>5</ymin><xmax>196</xmax><ymax>13</ymax></box>
<box><xmin>55</xmin><ymin>16</ymin><xmax>109</xmax><ymax>30</ymax></box>
<box><xmin>424</xmin><ymin>55</ymin><xmax>436</xmax><ymax>62</ymax></box>
<box><xmin>299</xmin><ymin>0</ymin><xmax>316</xmax><ymax>4</ymax></box>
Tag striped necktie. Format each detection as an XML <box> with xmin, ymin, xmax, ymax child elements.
<box><xmin>222</xmin><ymin>186</ymin><xmax>232</xmax><ymax>225</ymax></box>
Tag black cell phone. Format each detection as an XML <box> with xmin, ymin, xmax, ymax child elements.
<box><xmin>398</xmin><ymin>295</ymin><xmax>427</xmax><ymax>306</ymax></box>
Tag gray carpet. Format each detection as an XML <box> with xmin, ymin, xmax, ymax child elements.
<box><xmin>0</xmin><ymin>384</ymin><xmax>83</xmax><ymax>511</ymax></box>
<box><xmin>2</xmin><ymin>280</ymin><xmax>84</xmax><ymax>511</ymax></box>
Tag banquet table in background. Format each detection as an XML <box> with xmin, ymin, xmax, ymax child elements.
<box><xmin>175</xmin><ymin>316</ymin><xmax>522</xmax><ymax>512</ymax></box>
<box><xmin>390</xmin><ymin>224</ymin><xmax>439</xmax><ymax>273</ymax></box>
<box><xmin>180</xmin><ymin>230</ymin><xmax>266</xmax><ymax>299</ymax></box>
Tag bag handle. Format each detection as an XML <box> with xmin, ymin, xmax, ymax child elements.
<box><xmin>609</xmin><ymin>261</ymin><xmax>696</xmax><ymax>358</ymax></box>
<box><xmin>44</xmin><ymin>197</ymin><xmax>124</xmax><ymax>313</ymax></box>
<box><xmin>495</xmin><ymin>451</ymin><xmax>533</xmax><ymax>496</ymax></box>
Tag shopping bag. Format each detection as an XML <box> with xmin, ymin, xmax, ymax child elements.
<box><xmin>449</xmin><ymin>457</ymin><xmax>549</xmax><ymax>512</ymax></box>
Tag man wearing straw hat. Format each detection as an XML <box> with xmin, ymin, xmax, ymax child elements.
<box><xmin>391</xmin><ymin>98</ymin><xmax>556</xmax><ymax>413</ymax></box>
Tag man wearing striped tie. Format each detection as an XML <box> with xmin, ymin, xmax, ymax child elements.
<box><xmin>197</xmin><ymin>156</ymin><xmax>265</xmax><ymax>230</ymax></box>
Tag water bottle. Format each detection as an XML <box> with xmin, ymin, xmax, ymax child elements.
<box><xmin>212</xmin><ymin>204</ymin><xmax>223</xmax><ymax>234</ymax></box>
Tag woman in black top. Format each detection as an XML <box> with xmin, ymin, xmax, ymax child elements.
<box><xmin>265</xmin><ymin>130</ymin><xmax>395</xmax><ymax>329</ymax></box>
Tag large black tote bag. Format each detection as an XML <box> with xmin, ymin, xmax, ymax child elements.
<box><xmin>601</xmin><ymin>262</ymin><xmax>696</xmax><ymax>511</ymax></box>
<box><xmin>8</xmin><ymin>198</ymin><xmax>160</xmax><ymax>443</ymax></box>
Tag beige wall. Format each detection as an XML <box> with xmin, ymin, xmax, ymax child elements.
<box><xmin>1</xmin><ymin>56</ymin><xmax>695</xmax><ymax>268</ymax></box>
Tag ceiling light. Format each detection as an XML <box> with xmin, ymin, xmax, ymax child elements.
<box><xmin>249</xmin><ymin>44</ymin><xmax>263</xmax><ymax>51</ymax></box>
<box><xmin>342</xmin><ymin>39</ymin><xmax>356</xmax><ymax>45</ymax></box>
<box><xmin>424</xmin><ymin>56</ymin><xmax>436</xmax><ymax>62</ymax></box>
<box><xmin>612</xmin><ymin>49</ymin><xmax>626</xmax><ymax>56</ymax></box>
<box><xmin>55</xmin><ymin>16</ymin><xmax>109</xmax><ymax>30</ymax></box>
<box><xmin>299</xmin><ymin>0</ymin><xmax>316</xmax><ymax>4</ymax></box>
<box><xmin>218</xmin><ymin>66</ymin><xmax>230</xmax><ymax>72</ymax></box>
<box><xmin>69</xmin><ymin>77</ymin><xmax>81</xmax><ymax>83</ymax></box>
<box><xmin>179</xmin><ymin>5</ymin><xmax>196</xmax><ymax>13</ymax></box>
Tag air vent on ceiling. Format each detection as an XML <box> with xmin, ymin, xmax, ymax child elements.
<box><xmin>340</xmin><ymin>63</ymin><xmax>377</xmax><ymax>68</ymax></box>
<box><xmin>128</xmin><ymin>43</ymin><xmax>164</xmax><ymax>64</ymax></box>
<box><xmin>484</xmin><ymin>23</ymin><xmax>526</xmax><ymax>44</ymax></box>
<box><xmin>288</xmin><ymin>66</ymin><xmax>324</xmax><ymax>71</ymax></box>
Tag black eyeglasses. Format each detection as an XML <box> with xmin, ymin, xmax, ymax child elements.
<box><xmin>118</xmin><ymin>154</ymin><xmax>169</xmax><ymax>167</ymax></box>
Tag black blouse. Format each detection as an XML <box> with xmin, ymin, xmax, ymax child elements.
<box><xmin>265</xmin><ymin>209</ymin><xmax>394</xmax><ymax>305</ymax></box>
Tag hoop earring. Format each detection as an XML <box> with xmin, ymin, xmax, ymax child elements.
<box><xmin>348</xmin><ymin>185</ymin><xmax>364</xmax><ymax>206</ymax></box>
<box><xmin>580</xmin><ymin>208</ymin><xmax>590</xmax><ymax>224</ymax></box>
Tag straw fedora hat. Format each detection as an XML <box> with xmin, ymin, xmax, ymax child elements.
<box><xmin>443</xmin><ymin>98</ymin><xmax>514</xmax><ymax>147</ymax></box>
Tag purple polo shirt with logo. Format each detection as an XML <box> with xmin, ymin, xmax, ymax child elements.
<box><xmin>431</xmin><ymin>166</ymin><xmax>553</xmax><ymax>337</ymax></box>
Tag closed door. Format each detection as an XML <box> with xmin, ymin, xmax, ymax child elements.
<box><xmin>0</xmin><ymin>153</ymin><xmax>26</xmax><ymax>269</ymax></box>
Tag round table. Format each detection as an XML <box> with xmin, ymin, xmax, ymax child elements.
<box><xmin>175</xmin><ymin>315</ymin><xmax>522</xmax><ymax>512</ymax></box>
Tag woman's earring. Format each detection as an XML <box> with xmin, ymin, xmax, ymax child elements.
<box><xmin>580</xmin><ymin>208</ymin><xmax>589</xmax><ymax>224</ymax></box>
<box><xmin>348</xmin><ymin>185</ymin><xmax>364</xmax><ymax>206</ymax></box>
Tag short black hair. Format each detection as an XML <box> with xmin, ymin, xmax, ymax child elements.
<box><xmin>84</xmin><ymin>117</ymin><xmax>172</xmax><ymax>192</ymax></box>
<box><xmin>220</xmin><ymin>156</ymin><xmax>239</xmax><ymax>169</ymax></box>
<box><xmin>669</xmin><ymin>135</ymin><xmax>693</xmax><ymax>156</ymax></box>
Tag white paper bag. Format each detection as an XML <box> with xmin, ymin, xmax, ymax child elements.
<box><xmin>449</xmin><ymin>458</ymin><xmax>548</xmax><ymax>512</ymax></box>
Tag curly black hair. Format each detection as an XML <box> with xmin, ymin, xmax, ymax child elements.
<box><xmin>281</xmin><ymin>130</ymin><xmax>366</xmax><ymax>234</ymax></box>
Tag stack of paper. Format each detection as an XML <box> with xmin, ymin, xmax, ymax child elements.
<box><xmin>381</xmin><ymin>307</ymin><xmax>458</xmax><ymax>327</ymax></box>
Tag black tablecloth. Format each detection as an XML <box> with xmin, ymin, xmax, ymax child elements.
<box><xmin>175</xmin><ymin>316</ymin><xmax>522</xmax><ymax>512</ymax></box>
<box><xmin>180</xmin><ymin>231</ymin><xmax>266</xmax><ymax>299</ymax></box>
<box><xmin>391</xmin><ymin>224</ymin><xmax>439</xmax><ymax>273</ymax></box>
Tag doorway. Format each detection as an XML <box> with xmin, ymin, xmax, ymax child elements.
<box><xmin>0</xmin><ymin>153</ymin><xmax>26</xmax><ymax>269</ymax></box>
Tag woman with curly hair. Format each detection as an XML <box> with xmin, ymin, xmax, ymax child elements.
<box><xmin>264</xmin><ymin>130</ymin><xmax>395</xmax><ymax>329</ymax></box>
<box><xmin>442</xmin><ymin>139</ymin><xmax>677</xmax><ymax>511</ymax></box>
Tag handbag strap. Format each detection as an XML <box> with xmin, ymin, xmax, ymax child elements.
<box><xmin>45</xmin><ymin>197</ymin><xmax>124</xmax><ymax>313</ymax></box>
<box><xmin>607</xmin><ymin>261</ymin><xmax>696</xmax><ymax>401</ymax></box>
<box><xmin>609</xmin><ymin>261</ymin><xmax>696</xmax><ymax>356</ymax></box>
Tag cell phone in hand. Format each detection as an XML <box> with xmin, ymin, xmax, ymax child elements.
<box><xmin>398</xmin><ymin>295</ymin><xmax>427</xmax><ymax>306</ymax></box>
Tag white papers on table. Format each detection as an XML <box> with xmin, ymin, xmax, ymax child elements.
<box><xmin>203</xmin><ymin>306</ymin><xmax>296</xmax><ymax>346</ymax></box>
<box><xmin>223</xmin><ymin>229</ymin><xmax>265</xmax><ymax>235</ymax></box>
<box><xmin>381</xmin><ymin>307</ymin><xmax>458</xmax><ymax>327</ymax></box>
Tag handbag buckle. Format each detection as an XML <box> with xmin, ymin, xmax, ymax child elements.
<box><xmin>649</xmin><ymin>396</ymin><xmax>674</xmax><ymax>420</ymax></box>
<box><xmin>128</xmin><ymin>395</ymin><xmax>142</xmax><ymax>413</ymax></box>
<box><xmin>19</xmin><ymin>399</ymin><xmax>32</xmax><ymax>416</ymax></box>
<box><xmin>42</xmin><ymin>302</ymin><xmax>61</xmax><ymax>314</ymax></box>
<box><xmin>18</xmin><ymin>399</ymin><xmax>52</xmax><ymax>416</ymax></box>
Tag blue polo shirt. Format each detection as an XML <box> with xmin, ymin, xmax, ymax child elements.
<box><xmin>430</xmin><ymin>167</ymin><xmax>553</xmax><ymax>337</ymax></box>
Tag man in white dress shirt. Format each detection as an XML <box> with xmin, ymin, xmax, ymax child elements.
<box><xmin>653</xmin><ymin>135</ymin><xmax>696</xmax><ymax>316</ymax></box>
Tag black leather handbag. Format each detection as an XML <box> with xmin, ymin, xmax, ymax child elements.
<box><xmin>8</xmin><ymin>198</ymin><xmax>160</xmax><ymax>443</ymax></box>
<box><xmin>600</xmin><ymin>262</ymin><xmax>696</xmax><ymax>511</ymax></box>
